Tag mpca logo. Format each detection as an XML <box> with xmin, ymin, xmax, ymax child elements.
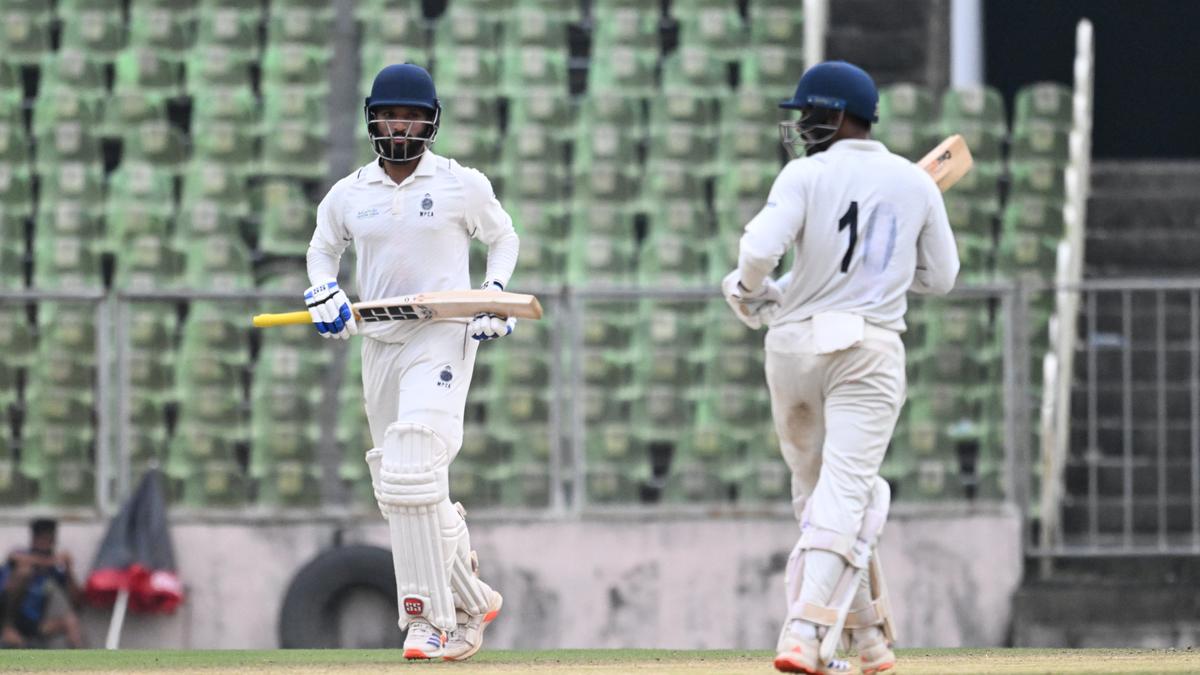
<box><xmin>437</xmin><ymin>365</ymin><xmax>454</xmax><ymax>388</ymax></box>
<box><xmin>419</xmin><ymin>193</ymin><xmax>434</xmax><ymax>217</ymax></box>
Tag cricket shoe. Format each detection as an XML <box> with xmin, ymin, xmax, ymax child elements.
<box><xmin>402</xmin><ymin>619</ymin><xmax>446</xmax><ymax>660</ymax></box>
<box><xmin>773</xmin><ymin>620</ymin><xmax>821</xmax><ymax>674</ymax></box>
<box><xmin>852</xmin><ymin>628</ymin><xmax>896</xmax><ymax>674</ymax></box>
<box><xmin>443</xmin><ymin>590</ymin><xmax>503</xmax><ymax>662</ymax></box>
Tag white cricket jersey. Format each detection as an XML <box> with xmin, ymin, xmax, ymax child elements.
<box><xmin>737</xmin><ymin>138</ymin><xmax>959</xmax><ymax>332</ymax></box>
<box><xmin>307</xmin><ymin>151</ymin><xmax>519</xmax><ymax>342</ymax></box>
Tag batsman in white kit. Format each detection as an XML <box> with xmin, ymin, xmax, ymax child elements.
<box><xmin>722</xmin><ymin>61</ymin><xmax>960</xmax><ymax>674</ymax></box>
<box><xmin>304</xmin><ymin>64</ymin><xmax>516</xmax><ymax>661</ymax></box>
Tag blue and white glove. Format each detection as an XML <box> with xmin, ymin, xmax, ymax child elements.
<box><xmin>304</xmin><ymin>279</ymin><xmax>358</xmax><ymax>340</ymax></box>
<box><xmin>469</xmin><ymin>280</ymin><xmax>516</xmax><ymax>341</ymax></box>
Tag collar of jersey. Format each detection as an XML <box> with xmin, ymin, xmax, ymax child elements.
<box><xmin>826</xmin><ymin>138</ymin><xmax>887</xmax><ymax>154</ymax></box>
<box><xmin>360</xmin><ymin>151</ymin><xmax>439</xmax><ymax>186</ymax></box>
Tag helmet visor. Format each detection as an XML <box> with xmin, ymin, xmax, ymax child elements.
<box><xmin>778</xmin><ymin>107</ymin><xmax>843</xmax><ymax>158</ymax></box>
<box><xmin>367</xmin><ymin>107</ymin><xmax>440</xmax><ymax>162</ymax></box>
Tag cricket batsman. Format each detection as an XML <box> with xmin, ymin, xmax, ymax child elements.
<box><xmin>304</xmin><ymin>63</ymin><xmax>517</xmax><ymax>661</ymax></box>
<box><xmin>721</xmin><ymin>61</ymin><xmax>960</xmax><ymax>674</ymax></box>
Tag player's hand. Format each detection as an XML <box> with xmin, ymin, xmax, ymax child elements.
<box><xmin>304</xmin><ymin>279</ymin><xmax>358</xmax><ymax>339</ymax></box>
<box><xmin>721</xmin><ymin>270</ymin><xmax>782</xmax><ymax>330</ymax></box>
<box><xmin>470</xmin><ymin>280</ymin><xmax>516</xmax><ymax>341</ymax></box>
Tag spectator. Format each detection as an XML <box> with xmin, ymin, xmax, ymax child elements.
<box><xmin>0</xmin><ymin>519</ymin><xmax>84</xmax><ymax>648</ymax></box>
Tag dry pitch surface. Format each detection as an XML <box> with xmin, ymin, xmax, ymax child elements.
<box><xmin>2</xmin><ymin>648</ymin><xmax>1198</xmax><ymax>674</ymax></box>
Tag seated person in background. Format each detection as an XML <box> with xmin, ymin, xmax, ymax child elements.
<box><xmin>0</xmin><ymin>518</ymin><xmax>84</xmax><ymax>648</ymax></box>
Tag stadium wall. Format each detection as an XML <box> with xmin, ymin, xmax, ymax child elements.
<box><xmin>0</xmin><ymin>505</ymin><xmax>1020</xmax><ymax>649</ymax></box>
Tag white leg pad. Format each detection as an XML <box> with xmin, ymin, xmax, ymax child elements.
<box><xmin>438</xmin><ymin>500</ymin><xmax>493</xmax><ymax>616</ymax></box>
<box><xmin>845</xmin><ymin>551</ymin><xmax>896</xmax><ymax>644</ymax></box>
<box><xmin>782</xmin><ymin>478</ymin><xmax>891</xmax><ymax>649</ymax></box>
<box><xmin>376</xmin><ymin>422</ymin><xmax>455</xmax><ymax>632</ymax></box>
<box><xmin>365</xmin><ymin>448</ymin><xmax>386</xmax><ymax>520</ymax></box>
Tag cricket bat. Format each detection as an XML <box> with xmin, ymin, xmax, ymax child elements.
<box><xmin>252</xmin><ymin>290</ymin><xmax>543</xmax><ymax>328</ymax></box>
<box><xmin>917</xmin><ymin>133</ymin><xmax>974</xmax><ymax>192</ymax></box>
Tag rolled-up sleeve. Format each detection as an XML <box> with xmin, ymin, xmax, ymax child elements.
<box><xmin>737</xmin><ymin>162</ymin><xmax>808</xmax><ymax>290</ymax></box>
<box><xmin>910</xmin><ymin>177</ymin><xmax>960</xmax><ymax>295</ymax></box>
<box><xmin>306</xmin><ymin>187</ymin><xmax>351</xmax><ymax>285</ymax></box>
<box><xmin>461</xmin><ymin>167</ymin><xmax>519</xmax><ymax>288</ymax></box>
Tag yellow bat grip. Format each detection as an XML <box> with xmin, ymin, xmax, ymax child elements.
<box><xmin>251</xmin><ymin>311</ymin><xmax>313</xmax><ymax>328</ymax></box>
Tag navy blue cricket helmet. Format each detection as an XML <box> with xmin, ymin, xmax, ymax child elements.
<box><xmin>364</xmin><ymin>63</ymin><xmax>441</xmax><ymax>162</ymax></box>
<box><xmin>778</xmin><ymin>61</ymin><xmax>879</xmax><ymax>157</ymax></box>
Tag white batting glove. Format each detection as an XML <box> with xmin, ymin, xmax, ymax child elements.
<box><xmin>721</xmin><ymin>269</ymin><xmax>782</xmax><ymax>330</ymax></box>
<box><xmin>304</xmin><ymin>279</ymin><xmax>358</xmax><ymax>339</ymax></box>
<box><xmin>470</xmin><ymin>280</ymin><xmax>516</xmax><ymax>341</ymax></box>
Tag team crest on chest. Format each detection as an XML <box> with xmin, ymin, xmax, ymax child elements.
<box><xmin>437</xmin><ymin>364</ymin><xmax>453</xmax><ymax>388</ymax></box>
<box><xmin>419</xmin><ymin>193</ymin><xmax>434</xmax><ymax>217</ymax></box>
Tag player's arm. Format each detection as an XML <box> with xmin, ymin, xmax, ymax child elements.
<box><xmin>910</xmin><ymin>176</ymin><xmax>960</xmax><ymax>295</ymax></box>
<box><xmin>737</xmin><ymin>162</ymin><xmax>807</xmax><ymax>291</ymax></box>
<box><xmin>304</xmin><ymin>188</ymin><xmax>358</xmax><ymax>339</ymax></box>
<box><xmin>462</xmin><ymin>168</ymin><xmax>520</xmax><ymax>340</ymax></box>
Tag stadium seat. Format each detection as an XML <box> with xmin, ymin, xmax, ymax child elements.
<box><xmin>59</xmin><ymin>10</ymin><xmax>126</xmax><ymax>56</ymax></box>
<box><xmin>176</xmin><ymin>460</ymin><xmax>247</xmax><ymax>507</ymax></box>
<box><xmin>114</xmin><ymin>235</ymin><xmax>184</xmax><ymax>290</ymax></box>
<box><xmin>590</xmin><ymin>6</ymin><xmax>660</xmax><ymax>50</ymax></box>
<box><xmin>362</xmin><ymin>3</ymin><xmax>426</xmax><ymax>47</ymax></box>
<box><xmin>115</xmin><ymin>47</ymin><xmax>185</xmax><ymax>95</ymax></box>
<box><xmin>748</xmin><ymin>5</ymin><xmax>803</xmax><ymax>46</ymax></box>
<box><xmin>1002</xmin><ymin>194</ymin><xmax>1065</xmax><ymax>237</ymax></box>
<box><xmin>878</xmin><ymin>83</ymin><xmax>938</xmax><ymax>122</ymax></box>
<box><xmin>637</xmin><ymin>230</ymin><xmax>709</xmax><ymax>285</ymax></box>
<box><xmin>182</xmin><ymin>237</ymin><xmax>254</xmax><ymax>290</ymax></box>
<box><xmin>1008</xmin><ymin>159</ymin><xmax>1066</xmax><ymax>201</ymax></box>
<box><xmin>431</xmin><ymin>46</ymin><xmax>500</xmax><ymax>96</ymax></box>
<box><xmin>262</xmin><ymin>83</ymin><xmax>329</xmax><ymax>131</ymax></box>
<box><xmin>100</xmin><ymin>91</ymin><xmax>170</xmax><ymax>138</ymax></box>
<box><xmin>586</xmin><ymin>45</ymin><xmax>659</xmax><ymax>97</ymax></box>
<box><xmin>1010</xmin><ymin>119</ymin><xmax>1070</xmax><ymax>163</ymax></box>
<box><xmin>1014</xmin><ymin>81</ymin><xmax>1074</xmax><ymax>131</ymax></box>
<box><xmin>194</xmin><ymin>6</ymin><xmax>262</xmax><ymax>51</ymax></box>
<box><xmin>266</xmin><ymin>6</ymin><xmax>334</xmax><ymax>45</ymax></box>
<box><xmin>432</xmin><ymin>4</ymin><xmax>503</xmax><ymax>49</ymax></box>
<box><xmin>123</xmin><ymin>120</ymin><xmax>189</xmax><ymax>172</ymax></box>
<box><xmin>39</xmin><ymin>161</ymin><xmax>106</xmax><ymax>210</ymax></box>
<box><xmin>256</xmin><ymin>461</ymin><xmax>322</xmax><ymax>507</ymax></box>
<box><xmin>261</xmin><ymin>44</ymin><xmax>332</xmax><ymax>86</ymax></box>
<box><xmin>32</xmin><ymin>236</ymin><xmax>101</xmax><ymax>290</ymax></box>
<box><xmin>39</xmin><ymin>49</ymin><xmax>109</xmax><ymax>97</ymax></box>
<box><xmin>128</xmin><ymin>6</ymin><xmax>195</xmax><ymax>59</ymax></box>
<box><xmin>257</xmin><ymin>180</ymin><xmax>316</xmax><ymax>256</ymax></box>
<box><xmin>187</xmin><ymin>45</ymin><xmax>256</xmax><ymax>89</ymax></box>
<box><xmin>34</xmin><ymin>460</ymin><xmax>95</xmax><ymax>507</ymax></box>
<box><xmin>739</xmin><ymin>46</ymin><xmax>804</xmax><ymax>96</ymax></box>
<box><xmin>674</xmin><ymin>5</ymin><xmax>745</xmax><ymax>58</ymax></box>
<box><xmin>506</xmin><ymin>3</ymin><xmax>571</xmax><ymax>48</ymax></box>
<box><xmin>0</xmin><ymin>9</ymin><xmax>53</xmax><ymax>63</ymax></box>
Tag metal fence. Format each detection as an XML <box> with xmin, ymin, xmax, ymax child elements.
<box><xmin>12</xmin><ymin>280</ymin><xmax>1199</xmax><ymax>557</ymax></box>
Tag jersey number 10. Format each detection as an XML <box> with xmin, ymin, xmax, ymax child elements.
<box><xmin>838</xmin><ymin>201</ymin><xmax>858</xmax><ymax>273</ymax></box>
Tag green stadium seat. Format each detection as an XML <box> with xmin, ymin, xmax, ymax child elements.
<box><xmin>431</xmin><ymin>46</ymin><xmax>500</xmax><ymax>96</ymax></box>
<box><xmin>432</xmin><ymin>5</ymin><xmax>503</xmax><ymax>49</ymax></box>
<box><xmin>191</xmin><ymin>119</ymin><xmax>259</xmax><ymax>166</ymax></box>
<box><xmin>501</xmin><ymin>47</ymin><xmax>569</xmax><ymax>97</ymax></box>
<box><xmin>190</xmin><ymin>86</ymin><xmax>259</xmax><ymax>126</ymax></box>
<box><xmin>261</xmin><ymin>44</ymin><xmax>332</xmax><ymax>86</ymax></box>
<box><xmin>34</xmin><ymin>461</ymin><xmax>95</xmax><ymax>507</ymax></box>
<box><xmin>591</xmin><ymin>6</ymin><xmax>659</xmax><ymax>50</ymax></box>
<box><xmin>587</xmin><ymin>46</ymin><xmax>659</xmax><ymax>97</ymax></box>
<box><xmin>123</xmin><ymin>120</ymin><xmax>190</xmax><ymax>172</ymax></box>
<box><xmin>1014</xmin><ymin>81</ymin><xmax>1073</xmax><ymax>131</ymax></box>
<box><xmin>39</xmin><ymin>161</ymin><xmax>106</xmax><ymax>209</ymax></box>
<box><xmin>586</xmin><ymin>462</ymin><xmax>644</xmax><ymax>504</ymax></box>
<box><xmin>176</xmin><ymin>460</ymin><xmax>247</xmax><ymax>507</ymax></box>
<box><xmin>32</xmin><ymin>236</ymin><xmax>101</xmax><ymax>290</ymax></box>
<box><xmin>874</xmin><ymin>119</ymin><xmax>937</xmax><ymax>162</ymax></box>
<box><xmin>194</xmin><ymin>6</ymin><xmax>262</xmax><ymax>50</ymax></box>
<box><xmin>940</xmin><ymin>85</ymin><xmax>1006</xmax><ymax>126</ymax></box>
<box><xmin>739</xmin><ymin>46</ymin><xmax>804</xmax><ymax>96</ymax></box>
<box><xmin>256</xmin><ymin>461</ymin><xmax>322</xmax><ymax>507</ymax></box>
<box><xmin>59</xmin><ymin>10</ymin><xmax>126</xmax><ymax>56</ymax></box>
<box><xmin>182</xmin><ymin>162</ymin><xmax>250</xmax><ymax>219</ymax></box>
<box><xmin>262</xmin><ymin>83</ymin><xmax>329</xmax><ymax>131</ymax></box>
<box><xmin>675</xmin><ymin>5</ymin><xmax>744</xmax><ymax>57</ymax></box>
<box><xmin>35</xmin><ymin>200</ymin><xmax>102</xmax><ymax>241</ymax></box>
<box><xmin>182</xmin><ymin>237</ymin><xmax>254</xmax><ymax>290</ymax></box>
<box><xmin>572</xmin><ymin>161</ymin><xmax>642</xmax><ymax>205</ymax></box>
<box><xmin>1001</xmin><ymin>194</ymin><xmax>1064</xmax><ymax>237</ymax></box>
<box><xmin>187</xmin><ymin>45</ymin><xmax>256</xmax><ymax>89</ymax></box>
<box><xmin>878</xmin><ymin>83</ymin><xmax>937</xmax><ymax>122</ymax></box>
<box><xmin>0</xmin><ymin>457</ymin><xmax>30</xmax><ymax>506</ymax></box>
<box><xmin>0</xmin><ymin>9</ymin><xmax>53</xmax><ymax>63</ymax></box>
<box><xmin>0</xmin><ymin>120</ymin><xmax>29</xmax><ymax>164</ymax></box>
<box><xmin>506</xmin><ymin>4</ymin><xmax>570</xmax><ymax>48</ymax></box>
<box><xmin>24</xmin><ymin>384</ymin><xmax>93</xmax><ymax>426</ymax></box>
<box><xmin>114</xmin><ymin>235</ymin><xmax>184</xmax><ymax>290</ymax></box>
<box><xmin>1010</xmin><ymin>120</ymin><xmax>1070</xmax><ymax>163</ymax></box>
<box><xmin>748</xmin><ymin>5</ymin><xmax>802</xmax><ymax>46</ymax></box>
<box><xmin>100</xmin><ymin>91</ymin><xmax>170</xmax><ymax>137</ymax></box>
<box><xmin>115</xmin><ymin>47</ymin><xmax>184</xmax><ymax>95</ymax></box>
<box><xmin>0</xmin><ymin>243</ymin><xmax>23</xmax><ymax>289</ymax></box>
<box><xmin>714</xmin><ymin>159</ymin><xmax>777</xmax><ymax>226</ymax></box>
<box><xmin>996</xmin><ymin>226</ymin><xmax>1059</xmax><ymax>279</ymax></box>
<box><xmin>32</xmin><ymin>87</ymin><xmax>105</xmax><ymax>138</ymax></box>
<box><xmin>128</xmin><ymin>6</ymin><xmax>195</xmax><ymax>59</ymax></box>
<box><xmin>39</xmin><ymin>49</ymin><xmax>109</xmax><ymax>96</ymax></box>
<box><xmin>60</xmin><ymin>0</ymin><xmax>126</xmax><ymax>10</ymax></box>
<box><xmin>943</xmin><ymin>193</ymin><xmax>997</xmax><ymax>237</ymax></box>
<box><xmin>509</xmin><ymin>90</ymin><xmax>574</xmax><ymax>132</ymax></box>
<box><xmin>566</xmin><ymin>232</ymin><xmax>637</xmax><ymax>285</ymax></box>
<box><xmin>267</xmin><ymin>7</ymin><xmax>334</xmax><ymax>45</ymax></box>
<box><xmin>663</xmin><ymin>45</ymin><xmax>731</xmax><ymax>92</ymax></box>
<box><xmin>257</xmin><ymin>180</ymin><xmax>315</xmax><ymax>256</ymax></box>
<box><xmin>359</xmin><ymin>43</ymin><xmax>430</xmax><ymax>97</ymax></box>
<box><xmin>1008</xmin><ymin>159</ymin><xmax>1065</xmax><ymax>201</ymax></box>
<box><xmin>34</xmin><ymin>122</ymin><xmax>103</xmax><ymax>172</ymax></box>
<box><xmin>637</xmin><ymin>230</ymin><xmax>708</xmax><ymax>285</ymax></box>
<box><xmin>361</xmin><ymin>4</ymin><xmax>425</xmax><ymax>47</ymax></box>
<box><xmin>497</xmin><ymin>161</ymin><xmax>570</xmax><ymax>204</ymax></box>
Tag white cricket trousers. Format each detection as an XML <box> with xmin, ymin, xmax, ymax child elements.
<box><xmin>764</xmin><ymin>320</ymin><xmax>906</xmax><ymax>536</ymax></box>
<box><xmin>361</xmin><ymin>320</ymin><xmax>479</xmax><ymax>456</ymax></box>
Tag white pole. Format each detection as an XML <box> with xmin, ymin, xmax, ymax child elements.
<box><xmin>803</xmin><ymin>0</ymin><xmax>827</xmax><ymax>67</ymax></box>
<box><xmin>950</xmin><ymin>0</ymin><xmax>985</xmax><ymax>87</ymax></box>
<box><xmin>105</xmin><ymin>588</ymin><xmax>130</xmax><ymax>650</ymax></box>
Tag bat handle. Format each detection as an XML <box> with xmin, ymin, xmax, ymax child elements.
<box><xmin>251</xmin><ymin>311</ymin><xmax>311</xmax><ymax>328</ymax></box>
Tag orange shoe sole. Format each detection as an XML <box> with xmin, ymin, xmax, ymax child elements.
<box><xmin>773</xmin><ymin>652</ymin><xmax>821</xmax><ymax>674</ymax></box>
<box><xmin>863</xmin><ymin>661</ymin><xmax>896</xmax><ymax>675</ymax></box>
<box><xmin>404</xmin><ymin>649</ymin><xmax>432</xmax><ymax>660</ymax></box>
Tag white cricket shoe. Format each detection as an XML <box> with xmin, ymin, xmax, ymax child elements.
<box><xmin>442</xmin><ymin>590</ymin><xmax>503</xmax><ymax>662</ymax></box>
<box><xmin>851</xmin><ymin>627</ymin><xmax>896</xmax><ymax>674</ymax></box>
<box><xmin>402</xmin><ymin>619</ymin><xmax>446</xmax><ymax>660</ymax></box>
<box><xmin>773</xmin><ymin>620</ymin><xmax>852</xmax><ymax>674</ymax></box>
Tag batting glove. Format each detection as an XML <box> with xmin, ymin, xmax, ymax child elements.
<box><xmin>304</xmin><ymin>279</ymin><xmax>358</xmax><ymax>339</ymax></box>
<box><xmin>470</xmin><ymin>280</ymin><xmax>516</xmax><ymax>341</ymax></box>
<box><xmin>721</xmin><ymin>270</ymin><xmax>782</xmax><ymax>330</ymax></box>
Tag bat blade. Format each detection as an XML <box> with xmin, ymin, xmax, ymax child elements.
<box><xmin>917</xmin><ymin>134</ymin><xmax>974</xmax><ymax>192</ymax></box>
<box><xmin>251</xmin><ymin>290</ymin><xmax>543</xmax><ymax>328</ymax></box>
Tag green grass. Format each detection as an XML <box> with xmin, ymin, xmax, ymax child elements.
<box><xmin>2</xmin><ymin>648</ymin><xmax>1198</xmax><ymax>674</ymax></box>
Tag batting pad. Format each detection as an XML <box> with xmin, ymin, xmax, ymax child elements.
<box><xmin>377</xmin><ymin>422</ymin><xmax>455</xmax><ymax>632</ymax></box>
<box><xmin>440</xmin><ymin>501</ymin><xmax>493</xmax><ymax>616</ymax></box>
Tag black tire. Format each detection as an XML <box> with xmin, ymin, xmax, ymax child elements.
<box><xmin>278</xmin><ymin>544</ymin><xmax>398</xmax><ymax>649</ymax></box>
